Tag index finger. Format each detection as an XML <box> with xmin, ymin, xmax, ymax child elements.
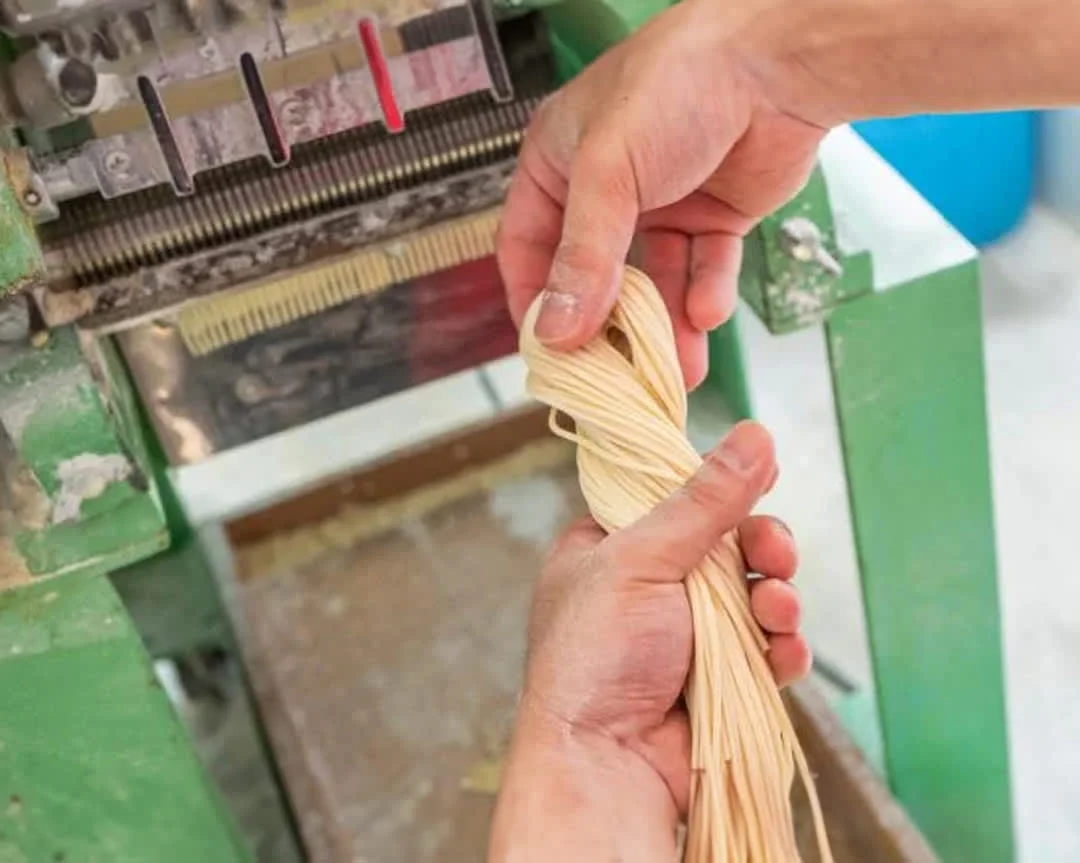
<box><xmin>496</xmin><ymin>138</ymin><xmax>565</xmax><ymax>328</ymax></box>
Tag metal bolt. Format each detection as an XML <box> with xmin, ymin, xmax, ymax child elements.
<box><xmin>780</xmin><ymin>216</ymin><xmax>843</xmax><ymax>276</ymax></box>
<box><xmin>22</xmin><ymin>189</ymin><xmax>41</xmax><ymax>208</ymax></box>
<box><xmin>104</xmin><ymin>150</ymin><xmax>131</xmax><ymax>176</ymax></box>
<box><xmin>58</xmin><ymin>58</ymin><xmax>98</xmax><ymax>110</ymax></box>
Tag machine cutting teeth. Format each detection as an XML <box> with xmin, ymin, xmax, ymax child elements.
<box><xmin>175</xmin><ymin>205</ymin><xmax>502</xmax><ymax>355</ymax></box>
<box><xmin>39</xmin><ymin>92</ymin><xmax>536</xmax><ymax>288</ymax></box>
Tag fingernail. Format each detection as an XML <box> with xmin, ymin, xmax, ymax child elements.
<box><xmin>534</xmin><ymin>289</ymin><xmax>581</xmax><ymax>344</ymax></box>
<box><xmin>771</xmin><ymin>516</ymin><xmax>793</xmax><ymax>539</ymax></box>
<box><xmin>716</xmin><ymin>425</ymin><xmax>766</xmax><ymax>473</ymax></box>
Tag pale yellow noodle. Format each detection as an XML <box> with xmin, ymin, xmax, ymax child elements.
<box><xmin>519</xmin><ymin>267</ymin><xmax>833</xmax><ymax>863</ymax></box>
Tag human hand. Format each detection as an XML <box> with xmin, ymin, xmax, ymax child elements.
<box><xmin>488</xmin><ymin>423</ymin><xmax>808</xmax><ymax>863</ymax></box>
<box><xmin>496</xmin><ymin>0</ymin><xmax>826</xmax><ymax>389</ymax></box>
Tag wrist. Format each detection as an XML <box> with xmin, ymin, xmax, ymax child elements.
<box><xmin>726</xmin><ymin>0</ymin><xmax>1080</xmax><ymax>127</ymax></box>
<box><xmin>488</xmin><ymin>695</ymin><xmax>679</xmax><ymax>863</ymax></box>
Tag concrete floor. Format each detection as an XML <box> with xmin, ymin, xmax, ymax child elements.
<box><xmin>743</xmin><ymin>204</ymin><xmax>1080</xmax><ymax>863</ymax></box>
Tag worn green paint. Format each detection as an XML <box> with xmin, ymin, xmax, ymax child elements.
<box><xmin>740</xmin><ymin>167</ymin><xmax>868</xmax><ymax>334</ymax></box>
<box><xmin>826</xmin><ymin>262</ymin><xmax>1013</xmax><ymax>862</ymax></box>
<box><xmin>0</xmin><ymin>575</ymin><xmax>251</xmax><ymax>863</ymax></box>
<box><xmin>0</xmin><ymin>329</ymin><xmax>121</xmax><ymax>494</ymax></box>
<box><xmin>14</xmin><ymin>495</ymin><xmax>168</xmax><ymax>577</ymax></box>
<box><xmin>705</xmin><ymin>315</ymin><xmax>753</xmax><ymax>421</ymax></box>
<box><xmin>110</xmin><ymin>539</ymin><xmax>230</xmax><ymax>660</ymax></box>
<box><xmin>544</xmin><ymin>0</ymin><xmax>670</xmax><ymax>77</ymax></box>
<box><xmin>832</xmin><ymin>688</ymin><xmax>886</xmax><ymax>779</ymax></box>
<box><xmin>0</xmin><ymin>153</ymin><xmax>43</xmax><ymax>298</ymax></box>
<box><xmin>0</xmin><ymin>330</ymin><xmax>168</xmax><ymax>578</ymax></box>
<box><xmin>94</xmin><ymin>338</ymin><xmax>158</xmax><ymax>480</ymax></box>
<box><xmin>107</xmin><ymin>336</ymin><xmax>231</xmax><ymax>659</ymax></box>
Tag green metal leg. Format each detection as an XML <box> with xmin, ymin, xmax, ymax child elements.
<box><xmin>825</xmin><ymin>260</ymin><xmax>1013</xmax><ymax>861</ymax></box>
<box><xmin>108</xmin><ymin>335</ymin><xmax>306</xmax><ymax>859</ymax></box>
<box><xmin>0</xmin><ymin>150</ymin><xmax>44</xmax><ymax>298</ymax></box>
<box><xmin>706</xmin><ymin>315</ymin><xmax>754</xmax><ymax>421</ymax></box>
<box><xmin>109</xmin><ymin>534</ymin><xmax>233</xmax><ymax>661</ymax></box>
<box><xmin>0</xmin><ymin>575</ymin><xmax>251</xmax><ymax>863</ymax></box>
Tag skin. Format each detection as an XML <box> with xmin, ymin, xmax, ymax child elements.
<box><xmin>491</xmin><ymin>0</ymin><xmax>1080</xmax><ymax>858</ymax></box>
<box><xmin>490</xmin><ymin>422</ymin><xmax>798</xmax><ymax>861</ymax></box>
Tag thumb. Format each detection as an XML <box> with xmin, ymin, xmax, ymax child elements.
<box><xmin>607</xmin><ymin>421</ymin><xmax>777</xmax><ymax>580</ymax></box>
<box><xmin>534</xmin><ymin>132</ymin><xmax>640</xmax><ymax>348</ymax></box>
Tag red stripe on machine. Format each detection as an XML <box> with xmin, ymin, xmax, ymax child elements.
<box><xmin>358</xmin><ymin>18</ymin><xmax>404</xmax><ymax>133</ymax></box>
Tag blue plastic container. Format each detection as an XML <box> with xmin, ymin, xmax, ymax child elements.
<box><xmin>1039</xmin><ymin>108</ymin><xmax>1080</xmax><ymax>230</ymax></box>
<box><xmin>853</xmin><ymin>111</ymin><xmax>1036</xmax><ymax>246</ymax></box>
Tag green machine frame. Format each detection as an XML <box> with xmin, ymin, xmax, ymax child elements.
<box><xmin>0</xmin><ymin>2</ymin><xmax>1013</xmax><ymax>860</ymax></box>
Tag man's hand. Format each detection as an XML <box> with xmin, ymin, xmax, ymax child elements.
<box><xmin>489</xmin><ymin>422</ymin><xmax>808</xmax><ymax>861</ymax></box>
<box><xmin>496</xmin><ymin>0</ymin><xmax>825</xmax><ymax>388</ymax></box>
<box><xmin>497</xmin><ymin>0</ymin><xmax>1080</xmax><ymax>391</ymax></box>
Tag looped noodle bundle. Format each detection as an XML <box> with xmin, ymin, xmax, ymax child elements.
<box><xmin>520</xmin><ymin>267</ymin><xmax>832</xmax><ymax>862</ymax></box>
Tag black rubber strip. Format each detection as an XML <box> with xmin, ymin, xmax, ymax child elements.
<box><xmin>239</xmin><ymin>52</ymin><xmax>290</xmax><ymax>167</ymax></box>
<box><xmin>399</xmin><ymin>6</ymin><xmax>473</xmax><ymax>52</ymax></box>
<box><xmin>467</xmin><ymin>0</ymin><xmax>513</xmax><ymax>102</ymax></box>
<box><xmin>137</xmin><ymin>74</ymin><xmax>194</xmax><ymax>196</ymax></box>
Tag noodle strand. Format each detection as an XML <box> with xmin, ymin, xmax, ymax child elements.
<box><xmin>520</xmin><ymin>267</ymin><xmax>833</xmax><ymax>863</ymax></box>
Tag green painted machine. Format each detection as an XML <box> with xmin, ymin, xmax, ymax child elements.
<box><xmin>0</xmin><ymin>1</ymin><xmax>1013</xmax><ymax>860</ymax></box>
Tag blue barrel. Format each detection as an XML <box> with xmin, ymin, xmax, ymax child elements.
<box><xmin>853</xmin><ymin>111</ymin><xmax>1036</xmax><ymax>246</ymax></box>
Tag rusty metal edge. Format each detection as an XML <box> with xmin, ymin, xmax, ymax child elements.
<box><xmin>225</xmin><ymin>402</ymin><xmax>553</xmax><ymax>549</ymax></box>
<box><xmin>787</xmin><ymin>682</ymin><xmax>941</xmax><ymax>862</ymax></box>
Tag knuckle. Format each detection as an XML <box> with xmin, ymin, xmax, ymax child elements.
<box><xmin>592</xmin><ymin>539</ymin><xmax>626</xmax><ymax>575</ymax></box>
<box><xmin>576</xmin><ymin>133</ymin><xmax>638</xmax><ymax>200</ymax></box>
<box><xmin>552</xmin><ymin>240</ymin><xmax>615</xmax><ymax>284</ymax></box>
<box><xmin>550</xmin><ymin>517</ymin><xmax>597</xmax><ymax>556</ymax></box>
<box><xmin>694</xmin><ymin>450</ymin><xmax>755</xmax><ymax>507</ymax></box>
<box><xmin>597</xmin><ymin>538</ymin><xmax>655</xmax><ymax>581</ymax></box>
<box><xmin>679</xmin><ymin>475</ymin><xmax>729</xmax><ymax>522</ymax></box>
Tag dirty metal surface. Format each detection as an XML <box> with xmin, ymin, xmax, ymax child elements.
<box><xmin>235</xmin><ymin>458</ymin><xmax>933</xmax><ymax>862</ymax></box>
<box><xmin>39</xmin><ymin>157</ymin><xmax>518</xmax><ymax>331</ymax></box>
<box><xmin>237</xmin><ymin>464</ymin><xmax>581</xmax><ymax>862</ymax></box>
<box><xmin>0</xmin><ymin>329</ymin><xmax>167</xmax><ymax>577</ymax></box>
<box><xmin>0</xmin><ymin>150</ymin><xmax>44</xmax><ymax>299</ymax></box>
<box><xmin>14</xmin><ymin>1</ymin><xmax>504</xmax><ymax>201</ymax></box>
<box><xmin>119</xmin><ymin>253</ymin><xmax>516</xmax><ymax>464</ymax></box>
<box><xmin>29</xmin><ymin>8</ymin><xmax>555</xmax><ymax>331</ymax></box>
<box><xmin>0</xmin><ymin>574</ymin><xmax>250</xmax><ymax>862</ymax></box>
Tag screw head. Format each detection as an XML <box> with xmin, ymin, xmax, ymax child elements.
<box><xmin>22</xmin><ymin>189</ymin><xmax>41</xmax><ymax>208</ymax></box>
<box><xmin>58</xmin><ymin>59</ymin><xmax>98</xmax><ymax>109</ymax></box>
<box><xmin>779</xmin><ymin>216</ymin><xmax>842</xmax><ymax>276</ymax></box>
<box><xmin>104</xmin><ymin>151</ymin><xmax>131</xmax><ymax>175</ymax></box>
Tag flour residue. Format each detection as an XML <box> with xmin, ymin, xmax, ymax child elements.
<box><xmin>52</xmin><ymin>453</ymin><xmax>132</xmax><ymax>524</ymax></box>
